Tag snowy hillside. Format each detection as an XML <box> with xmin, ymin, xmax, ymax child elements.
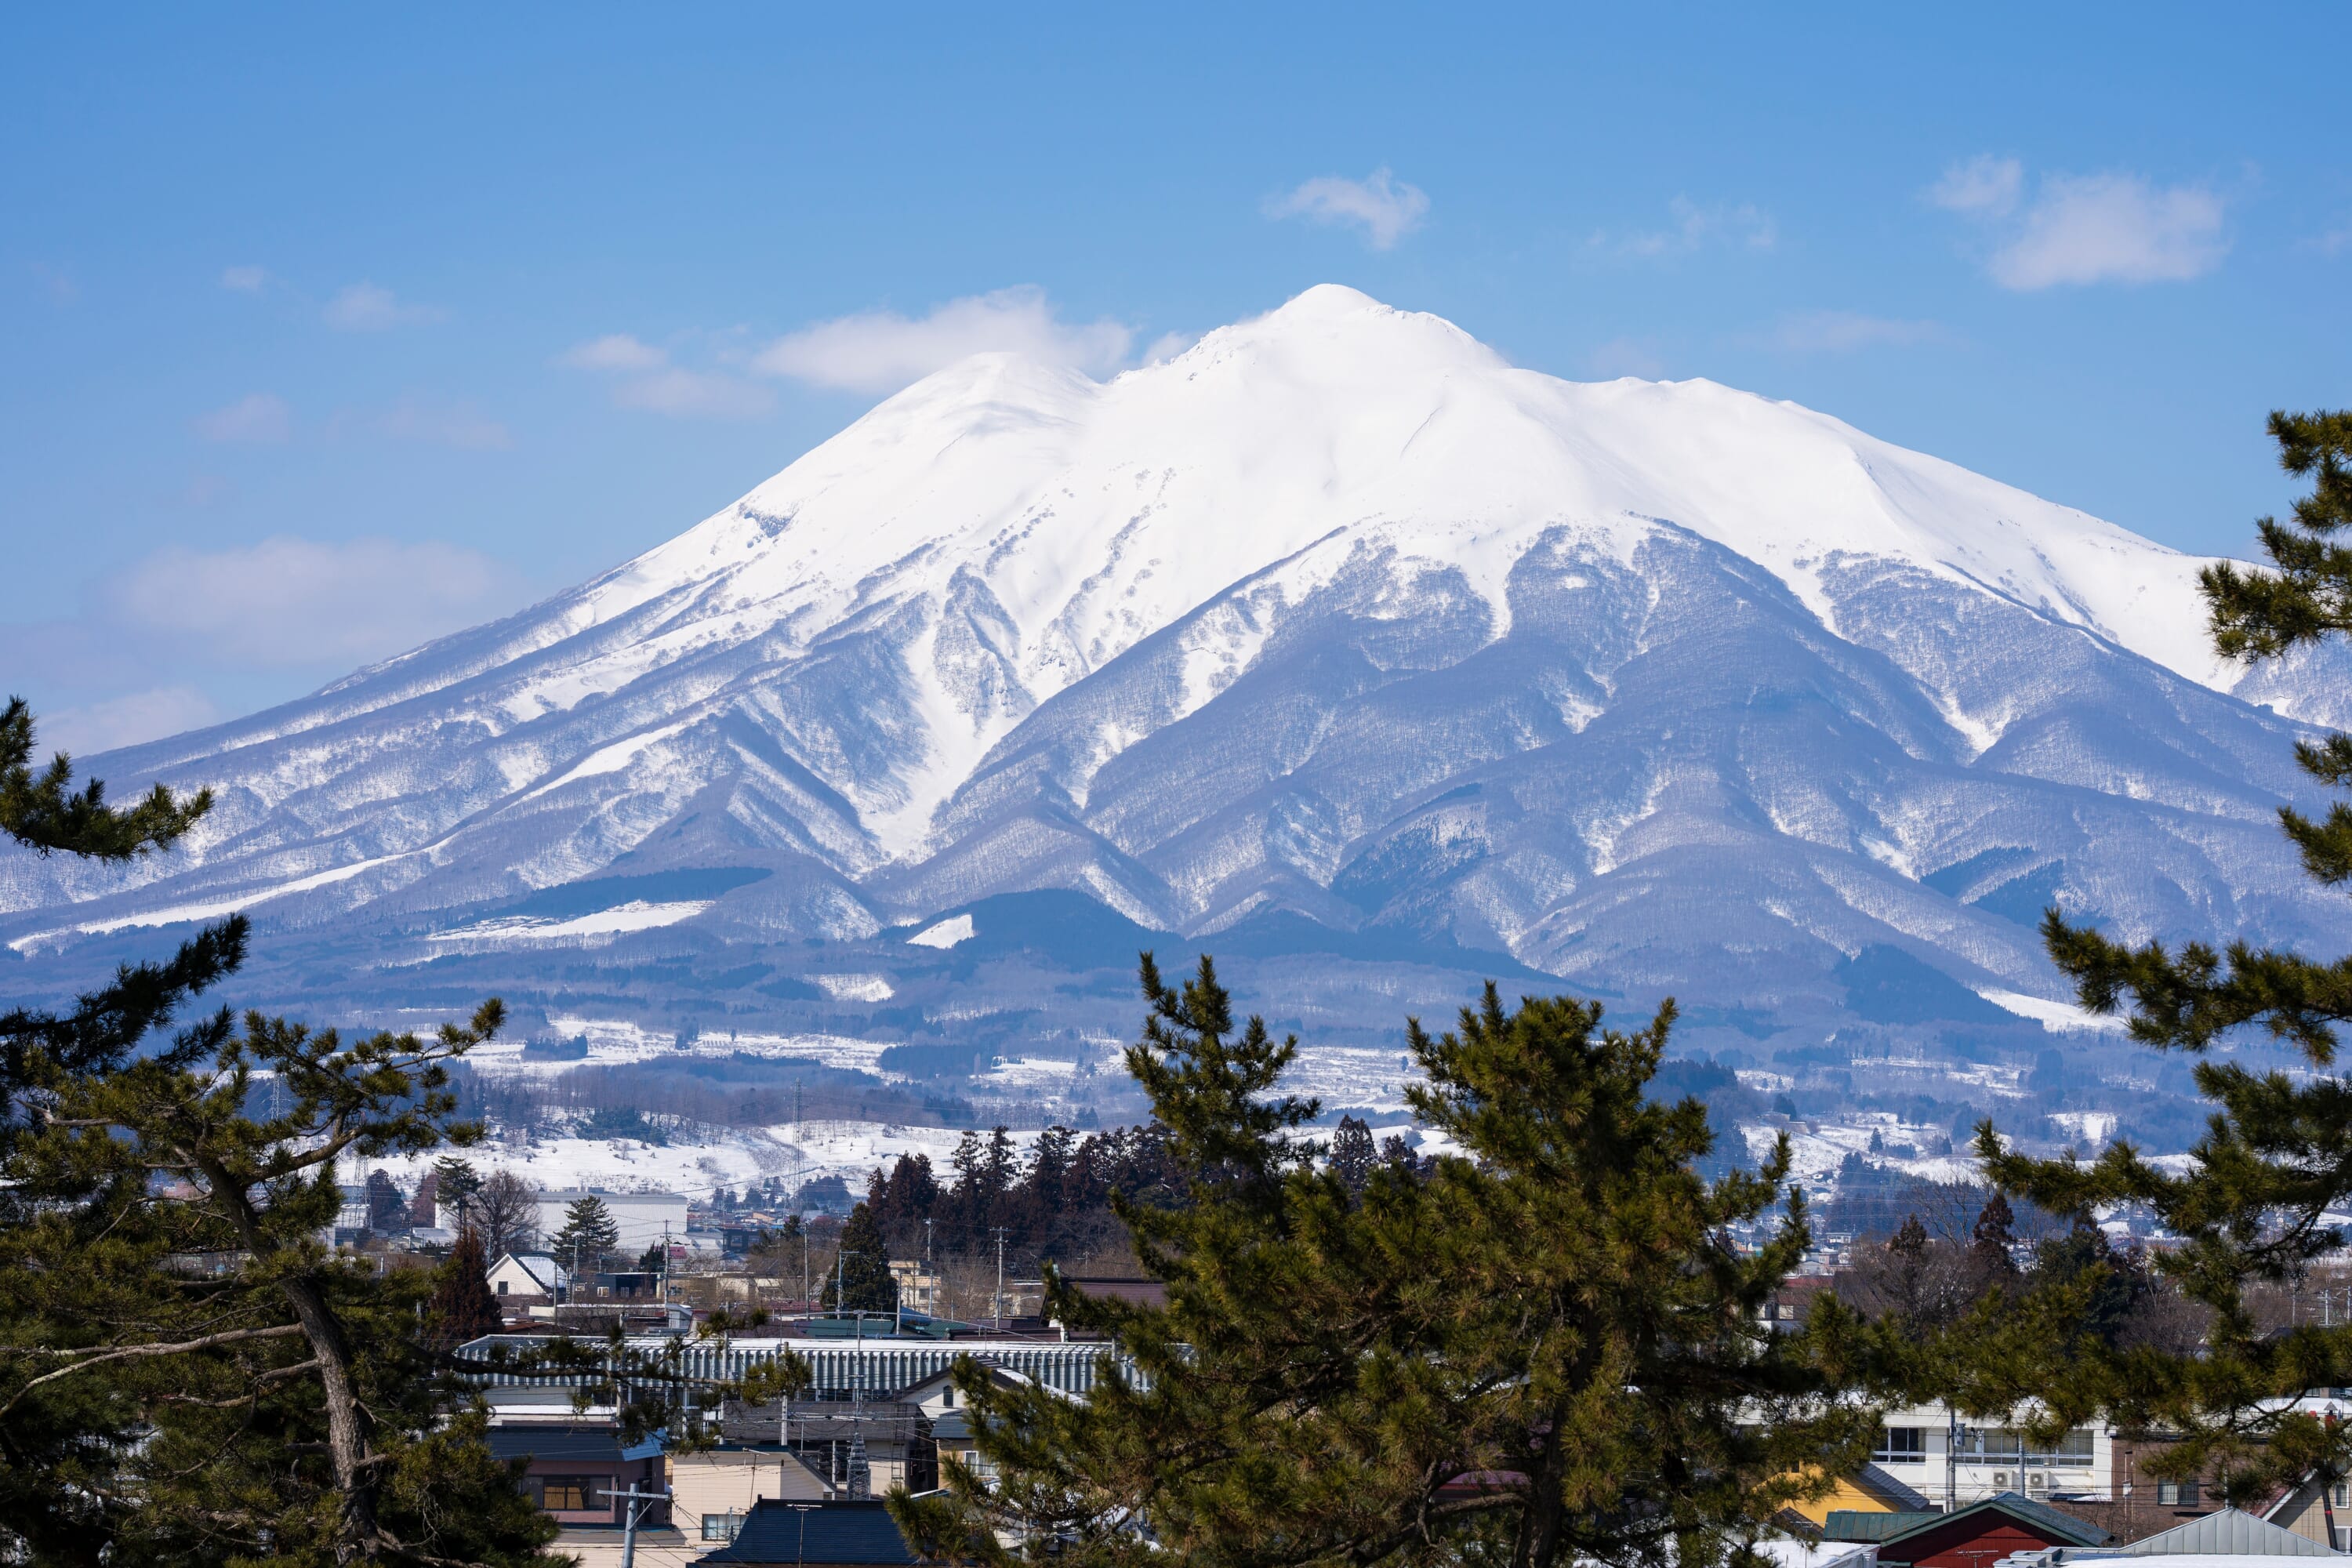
<box><xmin>5</xmin><ymin>285</ymin><xmax>2346</xmax><ymax>1056</ymax></box>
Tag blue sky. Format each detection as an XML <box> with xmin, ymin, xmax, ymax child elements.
<box><xmin>5</xmin><ymin>5</ymin><xmax>2347</xmax><ymax>752</ymax></box>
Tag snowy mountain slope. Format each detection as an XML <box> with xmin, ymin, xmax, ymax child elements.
<box><xmin>4</xmin><ymin>285</ymin><xmax>2345</xmax><ymax>1044</ymax></box>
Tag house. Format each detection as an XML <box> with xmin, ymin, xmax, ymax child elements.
<box><xmin>1824</xmin><ymin>1493</ymin><xmax>2111</xmax><ymax>1567</ymax></box>
<box><xmin>486</xmin><ymin>1252</ymin><xmax>568</xmax><ymax>1302</ymax></box>
<box><xmin>485</xmin><ymin>1423</ymin><xmax>664</xmax><ymax>1529</ymax></box>
<box><xmin>695</xmin><ymin>1498</ymin><xmax>920</xmax><ymax>1566</ymax></box>
<box><xmin>533</xmin><ymin>1189</ymin><xmax>690</xmax><ymax>1254</ymax></box>
<box><xmin>1786</xmin><ymin>1463</ymin><xmax>1936</xmax><ymax>1526</ymax></box>
<box><xmin>2265</xmin><ymin>1474</ymin><xmax>2352</xmax><ymax>1552</ymax></box>
<box><xmin>668</xmin><ymin>1446</ymin><xmax>827</xmax><ymax>1546</ymax></box>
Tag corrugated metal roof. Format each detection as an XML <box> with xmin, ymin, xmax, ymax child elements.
<box><xmin>1828</xmin><ymin>1494</ymin><xmax>2110</xmax><ymax>1552</ymax></box>
<box><xmin>1828</xmin><ymin>1512</ymin><xmax>1944</xmax><ymax>1542</ymax></box>
<box><xmin>2118</xmin><ymin>1509</ymin><xmax>2340</xmax><ymax>1557</ymax></box>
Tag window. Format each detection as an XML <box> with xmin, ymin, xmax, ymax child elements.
<box><xmin>495</xmin><ymin>1280</ymin><xmax>509</xmax><ymax>1295</ymax></box>
<box><xmin>530</xmin><ymin>1475</ymin><xmax>600</xmax><ymax>1512</ymax></box>
<box><xmin>703</xmin><ymin>1513</ymin><xmax>744</xmax><ymax>1541</ymax></box>
<box><xmin>2336</xmin><ymin>1483</ymin><xmax>2348</xmax><ymax>1508</ymax></box>
<box><xmin>2156</xmin><ymin>1479</ymin><xmax>2199</xmax><ymax>1507</ymax></box>
<box><xmin>1956</xmin><ymin>1426</ymin><xmax>2095</xmax><ymax>1465</ymax></box>
<box><xmin>1873</xmin><ymin>1428</ymin><xmax>1926</xmax><ymax>1464</ymax></box>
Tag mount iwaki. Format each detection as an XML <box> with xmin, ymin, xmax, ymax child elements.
<box><xmin>7</xmin><ymin>286</ymin><xmax>2347</xmax><ymax>1105</ymax></box>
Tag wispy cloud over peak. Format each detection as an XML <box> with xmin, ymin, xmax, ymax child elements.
<box><xmin>561</xmin><ymin>333</ymin><xmax>668</xmax><ymax>372</ymax></box>
<box><xmin>1928</xmin><ymin>156</ymin><xmax>2024</xmax><ymax>219</ymax></box>
<box><xmin>1931</xmin><ymin>158</ymin><xmax>2228</xmax><ymax>289</ymax></box>
<box><xmin>753</xmin><ymin>287</ymin><xmax>1138</xmax><ymax>393</ymax></box>
<box><xmin>558</xmin><ymin>333</ymin><xmax>773</xmax><ymax>419</ymax></box>
<box><xmin>1590</xmin><ymin>197</ymin><xmax>1776</xmax><ymax>260</ymax></box>
<box><xmin>324</xmin><ymin>281</ymin><xmax>444</xmax><ymax>331</ymax></box>
<box><xmin>220</xmin><ymin>263</ymin><xmax>270</xmax><ymax>293</ymax></box>
<box><xmin>1265</xmin><ymin>168</ymin><xmax>1430</xmax><ymax>250</ymax></box>
<box><xmin>1764</xmin><ymin>310</ymin><xmax>1950</xmax><ymax>354</ymax></box>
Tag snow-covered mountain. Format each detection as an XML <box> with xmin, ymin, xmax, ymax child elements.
<box><xmin>6</xmin><ymin>285</ymin><xmax>2347</xmax><ymax>1052</ymax></box>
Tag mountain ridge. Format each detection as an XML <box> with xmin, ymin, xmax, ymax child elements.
<box><xmin>5</xmin><ymin>285</ymin><xmax>2344</xmax><ymax>1058</ymax></box>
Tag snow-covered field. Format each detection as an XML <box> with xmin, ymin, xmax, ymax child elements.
<box><xmin>353</xmin><ymin>1119</ymin><xmax>1059</xmax><ymax>1205</ymax></box>
<box><xmin>452</xmin><ymin>1015</ymin><xmax>904</xmax><ymax>1080</ymax></box>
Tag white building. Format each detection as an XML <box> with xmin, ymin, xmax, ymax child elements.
<box><xmin>486</xmin><ymin>1252</ymin><xmax>568</xmax><ymax>1301</ymax></box>
<box><xmin>1868</xmin><ymin>1403</ymin><xmax>2111</xmax><ymax>1508</ymax></box>
<box><xmin>534</xmin><ymin>1189</ymin><xmax>691</xmax><ymax>1255</ymax></box>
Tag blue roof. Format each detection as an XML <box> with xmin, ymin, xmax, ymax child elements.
<box><xmin>699</xmin><ymin>1499</ymin><xmax>920</xmax><ymax>1565</ymax></box>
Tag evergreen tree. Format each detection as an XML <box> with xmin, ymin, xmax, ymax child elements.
<box><xmin>432</xmin><ymin>1155</ymin><xmax>485</xmax><ymax>1228</ymax></box>
<box><xmin>548</xmin><ymin>1196</ymin><xmax>620</xmax><ymax>1275</ymax></box>
<box><xmin>1328</xmin><ymin>1113</ymin><xmax>1376</xmax><ymax>1196</ymax></box>
<box><xmin>430</xmin><ymin>1227</ymin><xmax>508</xmax><ymax>1346</ymax></box>
<box><xmin>896</xmin><ymin>955</ymin><xmax>1880</xmax><ymax>1568</ymax></box>
<box><xmin>1983</xmin><ymin>410</ymin><xmax>2352</xmax><ymax>1501</ymax></box>
<box><xmin>0</xmin><ymin>702</ymin><xmax>558</xmax><ymax>1565</ymax></box>
<box><xmin>822</xmin><ymin>1201</ymin><xmax>899</xmax><ymax>1314</ymax></box>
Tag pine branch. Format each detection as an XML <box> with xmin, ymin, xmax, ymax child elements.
<box><xmin>0</xmin><ymin>696</ymin><xmax>212</xmax><ymax>859</ymax></box>
<box><xmin>0</xmin><ymin>1323</ymin><xmax>307</xmax><ymax>1418</ymax></box>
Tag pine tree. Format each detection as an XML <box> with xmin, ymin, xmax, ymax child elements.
<box><xmin>1328</xmin><ymin>1113</ymin><xmax>1376</xmax><ymax>1196</ymax></box>
<box><xmin>822</xmin><ymin>1201</ymin><xmax>899</xmax><ymax>1314</ymax></box>
<box><xmin>433</xmin><ymin>1155</ymin><xmax>485</xmax><ymax>1228</ymax></box>
<box><xmin>895</xmin><ymin>955</ymin><xmax>1881</xmax><ymax>1568</ymax></box>
<box><xmin>430</xmin><ymin>1227</ymin><xmax>508</xmax><ymax>1345</ymax></box>
<box><xmin>0</xmin><ymin>702</ymin><xmax>559</xmax><ymax>1564</ymax></box>
<box><xmin>1982</xmin><ymin>409</ymin><xmax>2352</xmax><ymax>1501</ymax></box>
<box><xmin>548</xmin><ymin>1196</ymin><xmax>620</xmax><ymax>1276</ymax></box>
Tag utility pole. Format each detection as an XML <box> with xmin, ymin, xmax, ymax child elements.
<box><xmin>847</xmin><ymin>1312</ymin><xmax>871</xmax><ymax>1498</ymax></box>
<box><xmin>802</xmin><ymin>1224</ymin><xmax>810</xmax><ymax>1310</ymax></box>
<box><xmin>661</xmin><ymin>1220</ymin><xmax>671</xmax><ymax>1313</ymax></box>
<box><xmin>598</xmin><ymin>1482</ymin><xmax>670</xmax><ymax>1568</ymax></box>
<box><xmin>786</xmin><ymin>1501</ymin><xmax>819</xmax><ymax>1568</ymax></box>
<box><xmin>1946</xmin><ymin>1404</ymin><xmax>1958</xmax><ymax>1512</ymax></box>
<box><xmin>992</xmin><ymin>1227</ymin><xmax>1009</xmax><ymax>1327</ymax></box>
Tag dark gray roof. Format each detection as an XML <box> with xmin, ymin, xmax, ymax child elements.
<box><xmin>722</xmin><ymin>1399</ymin><xmax>928</xmax><ymax>1446</ymax></box>
<box><xmin>1857</xmin><ymin>1463</ymin><xmax>1934</xmax><ymax>1512</ymax></box>
<box><xmin>699</xmin><ymin>1499</ymin><xmax>920</xmax><ymax>1565</ymax></box>
<box><xmin>484</xmin><ymin>1424</ymin><xmax>662</xmax><ymax>1464</ymax></box>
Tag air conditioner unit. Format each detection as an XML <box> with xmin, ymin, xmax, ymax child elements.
<box><xmin>1992</xmin><ymin>1472</ymin><xmax>2010</xmax><ymax>1489</ymax></box>
<box><xmin>2027</xmin><ymin>1473</ymin><xmax>2049</xmax><ymax>1496</ymax></box>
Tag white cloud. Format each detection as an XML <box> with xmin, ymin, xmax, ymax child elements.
<box><xmin>1928</xmin><ymin>155</ymin><xmax>2023</xmax><ymax>218</ymax></box>
<box><xmin>194</xmin><ymin>392</ymin><xmax>292</xmax><ymax>444</ymax></box>
<box><xmin>103</xmin><ymin>535</ymin><xmax>527</xmax><ymax>668</ymax></box>
<box><xmin>1592</xmin><ymin>197</ymin><xmax>1776</xmax><ymax>260</ymax></box>
<box><xmin>1265</xmin><ymin>167</ymin><xmax>1430</xmax><ymax>250</ymax></box>
<box><xmin>374</xmin><ymin>397</ymin><xmax>514</xmax><ymax>450</ymax></box>
<box><xmin>753</xmin><ymin>287</ymin><xmax>1138</xmax><ymax>394</ymax></box>
<box><xmin>561</xmin><ymin>333</ymin><xmax>668</xmax><ymax>371</ymax></box>
<box><xmin>559</xmin><ymin>334</ymin><xmax>773</xmax><ymax>419</ymax></box>
<box><xmin>1991</xmin><ymin>173</ymin><xmax>2227</xmax><ymax>289</ymax></box>
<box><xmin>1765</xmin><ymin>310</ymin><xmax>1948</xmax><ymax>353</ymax></box>
<box><xmin>220</xmin><ymin>264</ymin><xmax>269</xmax><ymax>292</ymax></box>
<box><xmin>324</xmin><ymin>281</ymin><xmax>444</xmax><ymax>331</ymax></box>
<box><xmin>1930</xmin><ymin>158</ymin><xmax>2228</xmax><ymax>289</ymax></box>
<box><xmin>39</xmin><ymin>686</ymin><xmax>223</xmax><ymax>756</ymax></box>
